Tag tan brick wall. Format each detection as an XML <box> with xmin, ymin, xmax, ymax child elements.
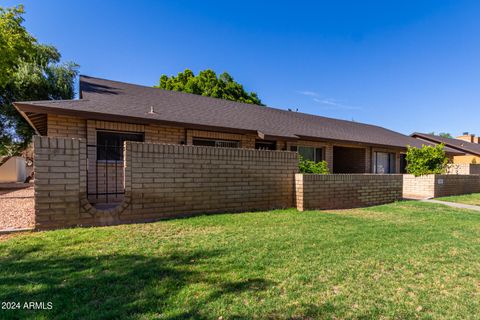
<box><xmin>86</xmin><ymin>120</ymin><xmax>185</xmax><ymax>144</ymax></box>
<box><xmin>434</xmin><ymin>175</ymin><xmax>480</xmax><ymax>197</ymax></box>
<box><xmin>85</xmin><ymin>120</ymin><xmax>185</xmax><ymax>203</ymax></box>
<box><xmin>34</xmin><ymin>136</ymin><xmax>88</xmax><ymax>228</ymax></box>
<box><xmin>33</xmin><ymin>136</ymin><xmax>298</xmax><ymax>229</ymax></box>
<box><xmin>47</xmin><ymin>114</ymin><xmax>87</xmax><ymax>138</ymax></box>
<box><xmin>332</xmin><ymin>146</ymin><xmax>367</xmax><ymax>173</ymax></box>
<box><xmin>46</xmin><ymin>115</ymin><xmax>251</xmax><ymax>147</ymax></box>
<box><xmin>44</xmin><ymin>115</ymin><xmax>403</xmax><ymax>174</ymax></box>
<box><xmin>295</xmin><ymin>174</ymin><xmax>403</xmax><ymax>211</ymax></box>
<box><xmin>186</xmin><ymin>129</ymin><xmax>256</xmax><ymax>148</ymax></box>
<box><xmin>403</xmin><ymin>174</ymin><xmax>480</xmax><ymax>198</ymax></box>
<box><xmin>402</xmin><ymin>174</ymin><xmax>435</xmax><ymax>198</ymax></box>
<box><xmin>124</xmin><ymin>142</ymin><xmax>298</xmax><ymax>221</ymax></box>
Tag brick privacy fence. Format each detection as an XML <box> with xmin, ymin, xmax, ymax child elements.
<box><xmin>124</xmin><ymin>142</ymin><xmax>298</xmax><ymax>221</ymax></box>
<box><xmin>33</xmin><ymin>136</ymin><xmax>298</xmax><ymax>229</ymax></box>
<box><xmin>403</xmin><ymin>174</ymin><xmax>480</xmax><ymax>199</ymax></box>
<box><xmin>295</xmin><ymin>174</ymin><xmax>403</xmax><ymax>211</ymax></box>
<box><xmin>33</xmin><ymin>136</ymin><xmax>480</xmax><ymax>229</ymax></box>
<box><xmin>446</xmin><ymin>164</ymin><xmax>480</xmax><ymax>175</ymax></box>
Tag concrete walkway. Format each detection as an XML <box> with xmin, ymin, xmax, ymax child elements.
<box><xmin>421</xmin><ymin>198</ymin><xmax>480</xmax><ymax>212</ymax></box>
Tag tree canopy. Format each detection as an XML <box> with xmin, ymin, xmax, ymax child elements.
<box><xmin>429</xmin><ymin>132</ymin><xmax>453</xmax><ymax>138</ymax></box>
<box><xmin>155</xmin><ymin>69</ymin><xmax>263</xmax><ymax>105</ymax></box>
<box><xmin>0</xmin><ymin>5</ymin><xmax>78</xmax><ymax>155</ymax></box>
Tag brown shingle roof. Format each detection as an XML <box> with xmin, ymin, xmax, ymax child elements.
<box><xmin>412</xmin><ymin>132</ymin><xmax>480</xmax><ymax>156</ymax></box>
<box><xmin>14</xmin><ymin>75</ymin><xmax>456</xmax><ymax>150</ymax></box>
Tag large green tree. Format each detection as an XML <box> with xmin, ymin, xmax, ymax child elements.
<box><xmin>155</xmin><ymin>69</ymin><xmax>263</xmax><ymax>105</ymax></box>
<box><xmin>0</xmin><ymin>5</ymin><xmax>78</xmax><ymax>155</ymax></box>
<box><xmin>428</xmin><ymin>132</ymin><xmax>453</xmax><ymax>138</ymax></box>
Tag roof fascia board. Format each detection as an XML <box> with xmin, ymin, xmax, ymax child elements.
<box><xmin>13</xmin><ymin>103</ymin><xmax>40</xmax><ymax>135</ymax></box>
<box><xmin>412</xmin><ymin>135</ymin><xmax>475</xmax><ymax>156</ymax></box>
<box><xmin>14</xmin><ymin>102</ymin><xmax>263</xmax><ymax>138</ymax></box>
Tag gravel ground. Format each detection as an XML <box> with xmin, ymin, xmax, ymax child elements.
<box><xmin>0</xmin><ymin>186</ymin><xmax>34</xmax><ymax>231</ymax></box>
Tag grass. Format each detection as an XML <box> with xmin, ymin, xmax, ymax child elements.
<box><xmin>437</xmin><ymin>193</ymin><xmax>480</xmax><ymax>206</ymax></box>
<box><xmin>1</xmin><ymin>201</ymin><xmax>480</xmax><ymax>319</ymax></box>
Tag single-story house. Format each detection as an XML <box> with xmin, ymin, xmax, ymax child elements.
<box><xmin>412</xmin><ymin>132</ymin><xmax>480</xmax><ymax>164</ymax></box>
<box><xmin>14</xmin><ymin>75</ymin><xmax>457</xmax><ymax>175</ymax></box>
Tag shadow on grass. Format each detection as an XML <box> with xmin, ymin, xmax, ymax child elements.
<box><xmin>0</xmin><ymin>245</ymin><xmax>274</xmax><ymax>319</ymax></box>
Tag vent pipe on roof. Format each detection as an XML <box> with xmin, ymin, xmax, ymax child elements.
<box><xmin>147</xmin><ymin>106</ymin><xmax>157</xmax><ymax>115</ymax></box>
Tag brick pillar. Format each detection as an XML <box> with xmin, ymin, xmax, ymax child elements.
<box><xmin>34</xmin><ymin>136</ymin><xmax>85</xmax><ymax>229</ymax></box>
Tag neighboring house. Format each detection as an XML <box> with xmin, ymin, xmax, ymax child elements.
<box><xmin>15</xmin><ymin>75</ymin><xmax>452</xmax><ymax>175</ymax></box>
<box><xmin>411</xmin><ymin>132</ymin><xmax>480</xmax><ymax>164</ymax></box>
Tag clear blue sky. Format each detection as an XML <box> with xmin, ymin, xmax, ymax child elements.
<box><xmin>5</xmin><ymin>0</ymin><xmax>480</xmax><ymax>135</ymax></box>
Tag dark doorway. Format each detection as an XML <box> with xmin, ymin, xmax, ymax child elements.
<box><xmin>400</xmin><ymin>154</ymin><xmax>407</xmax><ymax>173</ymax></box>
<box><xmin>333</xmin><ymin>146</ymin><xmax>366</xmax><ymax>173</ymax></box>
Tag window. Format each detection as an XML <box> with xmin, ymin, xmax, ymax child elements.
<box><xmin>298</xmin><ymin>146</ymin><xmax>324</xmax><ymax>162</ymax></box>
<box><xmin>255</xmin><ymin>140</ymin><xmax>276</xmax><ymax>150</ymax></box>
<box><xmin>374</xmin><ymin>152</ymin><xmax>396</xmax><ymax>173</ymax></box>
<box><xmin>192</xmin><ymin>138</ymin><xmax>240</xmax><ymax>148</ymax></box>
<box><xmin>97</xmin><ymin>131</ymin><xmax>144</xmax><ymax>161</ymax></box>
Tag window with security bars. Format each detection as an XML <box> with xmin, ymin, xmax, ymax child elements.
<box><xmin>192</xmin><ymin>138</ymin><xmax>240</xmax><ymax>148</ymax></box>
<box><xmin>97</xmin><ymin>131</ymin><xmax>144</xmax><ymax>161</ymax></box>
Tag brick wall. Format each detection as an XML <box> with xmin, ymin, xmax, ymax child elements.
<box><xmin>44</xmin><ymin>115</ymin><xmax>405</xmax><ymax>174</ymax></box>
<box><xmin>403</xmin><ymin>174</ymin><xmax>480</xmax><ymax>198</ymax></box>
<box><xmin>34</xmin><ymin>136</ymin><xmax>87</xmax><ymax>228</ymax></box>
<box><xmin>470</xmin><ymin>165</ymin><xmax>480</xmax><ymax>175</ymax></box>
<box><xmin>186</xmin><ymin>129</ymin><xmax>256</xmax><ymax>149</ymax></box>
<box><xmin>434</xmin><ymin>175</ymin><xmax>480</xmax><ymax>197</ymax></box>
<box><xmin>402</xmin><ymin>175</ymin><xmax>435</xmax><ymax>198</ymax></box>
<box><xmin>47</xmin><ymin>114</ymin><xmax>87</xmax><ymax>138</ymax></box>
<box><xmin>34</xmin><ymin>136</ymin><xmax>298</xmax><ymax>229</ymax></box>
<box><xmin>296</xmin><ymin>174</ymin><xmax>403</xmax><ymax>211</ymax></box>
<box><xmin>332</xmin><ymin>146</ymin><xmax>366</xmax><ymax>173</ymax></box>
<box><xmin>85</xmin><ymin>120</ymin><xmax>185</xmax><ymax>203</ymax></box>
<box><xmin>124</xmin><ymin>142</ymin><xmax>298</xmax><ymax>221</ymax></box>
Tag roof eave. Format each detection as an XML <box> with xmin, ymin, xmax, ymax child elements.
<box><xmin>295</xmin><ymin>134</ymin><xmax>409</xmax><ymax>150</ymax></box>
<box><xmin>14</xmin><ymin>102</ymin><xmax>271</xmax><ymax>139</ymax></box>
<box><xmin>13</xmin><ymin>102</ymin><xmax>41</xmax><ymax>135</ymax></box>
<box><xmin>411</xmin><ymin>134</ymin><xmax>475</xmax><ymax>156</ymax></box>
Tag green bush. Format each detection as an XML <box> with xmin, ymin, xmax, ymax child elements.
<box><xmin>405</xmin><ymin>144</ymin><xmax>448</xmax><ymax>177</ymax></box>
<box><xmin>298</xmin><ymin>156</ymin><xmax>329</xmax><ymax>174</ymax></box>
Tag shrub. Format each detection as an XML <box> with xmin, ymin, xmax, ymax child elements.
<box><xmin>405</xmin><ymin>144</ymin><xmax>448</xmax><ymax>177</ymax></box>
<box><xmin>298</xmin><ymin>156</ymin><xmax>329</xmax><ymax>174</ymax></box>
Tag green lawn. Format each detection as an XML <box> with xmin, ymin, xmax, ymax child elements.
<box><xmin>1</xmin><ymin>202</ymin><xmax>480</xmax><ymax>319</ymax></box>
<box><xmin>437</xmin><ymin>193</ymin><xmax>480</xmax><ymax>206</ymax></box>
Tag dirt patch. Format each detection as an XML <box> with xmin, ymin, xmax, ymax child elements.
<box><xmin>0</xmin><ymin>186</ymin><xmax>34</xmax><ymax>230</ymax></box>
